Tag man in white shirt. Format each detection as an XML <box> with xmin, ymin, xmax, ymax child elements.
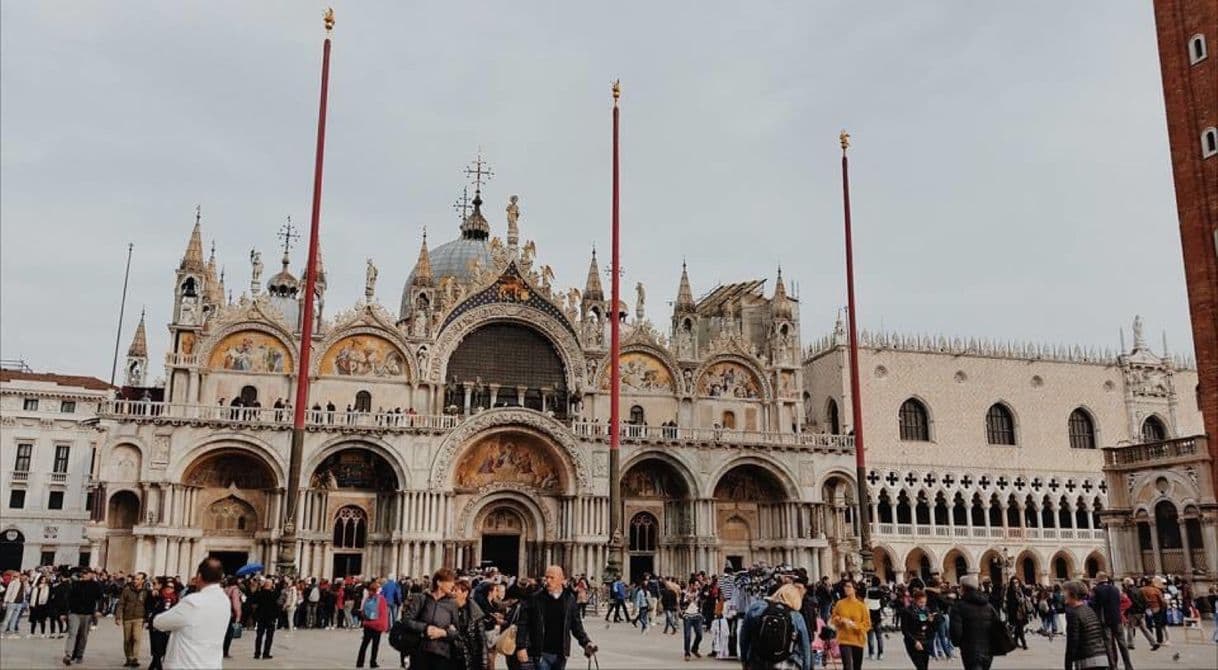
<box><xmin>153</xmin><ymin>558</ymin><xmax>230</xmax><ymax>669</ymax></box>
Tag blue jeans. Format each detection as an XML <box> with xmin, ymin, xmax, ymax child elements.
<box><xmin>867</xmin><ymin>627</ymin><xmax>884</xmax><ymax>657</ymax></box>
<box><xmin>636</xmin><ymin>607</ymin><xmax>650</xmax><ymax>631</ymax></box>
<box><xmin>933</xmin><ymin>615</ymin><xmax>953</xmax><ymax>658</ymax></box>
<box><xmin>3</xmin><ymin>603</ymin><xmax>24</xmax><ymax>632</ymax></box>
<box><xmin>663</xmin><ymin>610</ymin><xmax>678</xmax><ymax>634</ymax></box>
<box><xmin>537</xmin><ymin>652</ymin><xmax>567</xmax><ymax>670</ymax></box>
<box><xmin>683</xmin><ymin>614</ymin><xmax>704</xmax><ymax>656</ymax></box>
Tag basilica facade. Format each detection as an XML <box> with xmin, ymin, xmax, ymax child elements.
<box><xmin>93</xmin><ymin>191</ymin><xmax>853</xmax><ymax>582</ymax></box>
<box><xmin>89</xmin><ymin>186</ymin><xmax>1212</xmax><ymax>588</ymax></box>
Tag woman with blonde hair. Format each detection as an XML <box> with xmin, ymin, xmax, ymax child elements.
<box><xmin>740</xmin><ymin>583</ymin><xmax>811</xmax><ymax>670</ymax></box>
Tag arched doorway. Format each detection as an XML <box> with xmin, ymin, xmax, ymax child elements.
<box><xmin>478</xmin><ymin>506</ymin><xmax>527</xmax><ymax>576</ymax></box>
<box><xmin>872</xmin><ymin>547</ymin><xmax>894</xmax><ymax>583</ymax></box>
<box><xmin>1154</xmin><ymin>500</ymin><xmax>1184</xmax><ymax>573</ymax></box>
<box><xmin>720</xmin><ymin>516</ymin><xmax>751</xmax><ymax>571</ymax></box>
<box><xmin>943</xmin><ymin>548</ymin><xmax>970</xmax><ymax>583</ymax></box>
<box><xmin>332</xmin><ymin>506</ymin><xmax>368</xmax><ymax>577</ymax></box>
<box><xmin>104</xmin><ymin>490</ymin><xmax>141</xmax><ymax>572</ymax></box>
<box><xmin>184</xmin><ymin>449</ymin><xmax>277</xmax><ymax>572</ymax></box>
<box><xmin>622</xmin><ymin>456</ymin><xmax>693</xmax><ymax>580</ymax></box>
<box><xmin>0</xmin><ymin>529</ymin><xmax>25</xmax><ymax>571</ymax></box>
<box><xmin>1052</xmin><ymin>552</ymin><xmax>1072</xmax><ymax>581</ymax></box>
<box><xmin>310</xmin><ymin>448</ymin><xmax>400</xmax><ymax>578</ymax></box>
<box><xmin>977</xmin><ymin>549</ymin><xmax>1003</xmax><ymax>586</ymax></box>
<box><xmin>905</xmin><ymin>547</ymin><xmax>933</xmax><ymax>582</ymax></box>
<box><xmin>713</xmin><ymin>463</ymin><xmax>789</xmax><ymax>569</ymax></box>
<box><xmin>1016</xmin><ymin>550</ymin><xmax>1039</xmax><ymax>584</ymax></box>
<box><xmin>628</xmin><ymin>512</ymin><xmax>659</xmax><ymax>579</ymax></box>
<box><xmin>1084</xmin><ymin>552</ymin><xmax>1104</xmax><ymax>578</ymax></box>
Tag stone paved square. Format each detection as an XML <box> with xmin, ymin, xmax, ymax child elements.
<box><xmin>2</xmin><ymin>613</ymin><xmax>1215</xmax><ymax>669</ymax></box>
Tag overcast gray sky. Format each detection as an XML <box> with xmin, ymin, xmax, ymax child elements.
<box><xmin>0</xmin><ymin>1</ymin><xmax>1193</xmax><ymax>380</ymax></box>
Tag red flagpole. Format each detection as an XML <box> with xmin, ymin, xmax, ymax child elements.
<box><xmin>606</xmin><ymin>80</ymin><xmax>624</xmax><ymax>580</ymax></box>
<box><xmin>841</xmin><ymin>130</ymin><xmax>875</xmax><ymax>577</ymax></box>
<box><xmin>279</xmin><ymin>8</ymin><xmax>335</xmax><ymax>575</ymax></box>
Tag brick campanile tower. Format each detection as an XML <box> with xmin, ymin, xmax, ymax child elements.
<box><xmin>1153</xmin><ymin>0</ymin><xmax>1218</xmax><ymax>489</ymax></box>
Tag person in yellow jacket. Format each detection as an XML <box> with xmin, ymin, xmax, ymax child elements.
<box><xmin>831</xmin><ymin>581</ymin><xmax>871</xmax><ymax>670</ymax></box>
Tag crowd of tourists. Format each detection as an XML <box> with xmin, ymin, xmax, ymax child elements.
<box><xmin>2</xmin><ymin>561</ymin><xmax>1215</xmax><ymax>669</ymax></box>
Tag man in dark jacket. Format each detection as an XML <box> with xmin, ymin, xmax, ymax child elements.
<box><xmin>403</xmin><ymin>568</ymin><xmax>460</xmax><ymax>669</ymax></box>
<box><xmin>63</xmin><ymin>568</ymin><xmax>104</xmax><ymax>665</ymax></box>
<box><xmin>250</xmin><ymin>579</ymin><xmax>280</xmax><ymax>660</ymax></box>
<box><xmin>515</xmin><ymin>565</ymin><xmax>597</xmax><ymax>670</ymax></box>
<box><xmin>1063</xmin><ymin>581</ymin><xmax>1109</xmax><ymax>670</ymax></box>
<box><xmin>948</xmin><ymin>575</ymin><xmax>996</xmax><ymax>670</ymax></box>
<box><xmin>1091</xmin><ymin>574</ymin><xmax>1131</xmax><ymax>670</ymax></box>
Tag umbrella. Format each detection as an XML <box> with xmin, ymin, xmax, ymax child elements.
<box><xmin>235</xmin><ymin>562</ymin><xmax>264</xmax><ymax>577</ymax></box>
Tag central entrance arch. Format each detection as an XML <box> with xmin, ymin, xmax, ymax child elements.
<box><xmin>622</xmin><ymin>454</ymin><xmax>695</xmax><ymax>580</ymax></box>
<box><xmin>479</xmin><ymin>506</ymin><xmax>526</xmax><ymax>575</ymax></box>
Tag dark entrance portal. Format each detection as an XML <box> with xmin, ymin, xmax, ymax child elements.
<box><xmin>481</xmin><ymin>535</ymin><xmax>520</xmax><ymax>575</ymax></box>
<box><xmin>725</xmin><ymin>555</ymin><xmax>744</xmax><ymax>572</ymax></box>
<box><xmin>629</xmin><ymin>555</ymin><xmax>654</xmax><ymax>580</ymax></box>
<box><xmin>209</xmin><ymin>551</ymin><xmax>248</xmax><ymax>577</ymax></box>
<box><xmin>0</xmin><ymin>529</ymin><xmax>25</xmax><ymax>571</ymax></box>
<box><xmin>333</xmin><ymin>553</ymin><xmax>362</xmax><ymax>578</ymax></box>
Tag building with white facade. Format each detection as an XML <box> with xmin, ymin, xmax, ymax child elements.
<box><xmin>0</xmin><ymin>367</ymin><xmax>112</xmax><ymax>570</ymax></box>
<box><xmin>802</xmin><ymin>315</ymin><xmax>1207</xmax><ymax>586</ymax></box>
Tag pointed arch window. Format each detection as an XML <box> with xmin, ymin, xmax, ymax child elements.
<box><xmin>1141</xmin><ymin>416</ymin><xmax>1167</xmax><ymax>443</ymax></box>
<box><xmin>629</xmin><ymin>512</ymin><xmax>657</xmax><ymax>552</ymax></box>
<box><xmin>333</xmin><ymin>506</ymin><xmax>367</xmax><ymax>549</ymax></box>
<box><xmin>826</xmin><ymin>398</ymin><xmax>841</xmax><ymax>434</ymax></box>
<box><xmin>1204</xmin><ymin>127</ymin><xmax>1218</xmax><ymax>158</ymax></box>
<box><xmin>1068</xmin><ymin>409</ymin><xmax>1096</xmax><ymax>449</ymax></box>
<box><xmin>985</xmin><ymin>404</ymin><xmax>1016</xmax><ymax>445</ymax></box>
<box><xmin>898</xmin><ymin>398</ymin><xmax>930</xmax><ymax>441</ymax></box>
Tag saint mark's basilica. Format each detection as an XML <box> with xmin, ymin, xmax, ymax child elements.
<box><xmin>85</xmin><ymin>169</ymin><xmax>1213</xmax><ymax>589</ymax></box>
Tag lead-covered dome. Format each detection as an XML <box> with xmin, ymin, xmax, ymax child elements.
<box><xmin>399</xmin><ymin>191</ymin><xmax>494</xmax><ymax>320</ymax></box>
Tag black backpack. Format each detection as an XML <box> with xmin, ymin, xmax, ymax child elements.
<box><xmin>751</xmin><ymin>602</ymin><xmax>796</xmax><ymax>664</ymax></box>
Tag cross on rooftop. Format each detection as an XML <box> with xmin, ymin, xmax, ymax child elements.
<box><xmin>453</xmin><ymin>187</ymin><xmax>472</xmax><ymax>221</ymax></box>
<box><xmin>465</xmin><ymin>151</ymin><xmax>494</xmax><ymax>193</ymax></box>
<box><xmin>278</xmin><ymin>216</ymin><xmax>299</xmax><ymax>255</ymax></box>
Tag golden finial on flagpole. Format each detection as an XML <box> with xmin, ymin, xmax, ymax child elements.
<box><xmin>840</xmin><ymin>129</ymin><xmax>850</xmax><ymax>153</ymax></box>
<box><xmin>612</xmin><ymin>79</ymin><xmax>621</xmax><ymax>106</ymax></box>
<box><xmin>323</xmin><ymin>7</ymin><xmax>335</xmax><ymax>32</ymax></box>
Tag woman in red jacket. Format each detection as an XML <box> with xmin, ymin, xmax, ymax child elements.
<box><xmin>356</xmin><ymin>580</ymin><xmax>388</xmax><ymax>669</ymax></box>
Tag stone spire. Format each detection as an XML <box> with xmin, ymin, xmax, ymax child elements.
<box><xmin>583</xmin><ymin>247</ymin><xmax>604</xmax><ymax>302</ymax></box>
<box><xmin>772</xmin><ymin>266</ymin><xmax>792</xmax><ymax>319</ymax></box>
<box><xmin>674</xmin><ymin>260</ymin><xmax>695</xmax><ymax>314</ymax></box>
<box><xmin>205</xmin><ymin>242</ymin><xmax>222</xmax><ymax>303</ymax></box>
<box><xmin>302</xmin><ymin>239</ymin><xmax>327</xmax><ymax>293</ymax></box>
<box><xmin>412</xmin><ymin>229</ymin><xmax>434</xmax><ymax>286</ymax></box>
<box><xmin>127</xmin><ymin>309</ymin><xmax>148</xmax><ymax>358</ymax></box>
<box><xmin>180</xmin><ymin>206</ymin><xmax>205</xmax><ymax>272</ymax></box>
